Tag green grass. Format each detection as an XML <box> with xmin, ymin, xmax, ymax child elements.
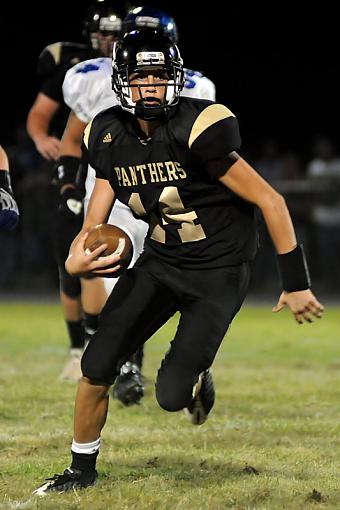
<box><xmin>0</xmin><ymin>300</ymin><xmax>339</xmax><ymax>509</ymax></box>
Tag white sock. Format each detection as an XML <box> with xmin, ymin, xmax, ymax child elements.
<box><xmin>71</xmin><ymin>437</ymin><xmax>100</xmax><ymax>454</ymax></box>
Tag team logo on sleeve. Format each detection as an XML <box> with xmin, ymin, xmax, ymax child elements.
<box><xmin>102</xmin><ymin>132</ymin><xmax>112</xmax><ymax>143</ymax></box>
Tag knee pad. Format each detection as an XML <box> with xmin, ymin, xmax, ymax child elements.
<box><xmin>81</xmin><ymin>345</ymin><xmax>118</xmax><ymax>386</ymax></box>
<box><xmin>156</xmin><ymin>366</ymin><xmax>195</xmax><ymax>412</ymax></box>
<box><xmin>59</xmin><ymin>266</ymin><xmax>81</xmax><ymax>298</ymax></box>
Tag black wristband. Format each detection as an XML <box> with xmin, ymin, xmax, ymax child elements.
<box><xmin>0</xmin><ymin>170</ymin><xmax>13</xmax><ymax>194</ymax></box>
<box><xmin>276</xmin><ymin>244</ymin><xmax>311</xmax><ymax>292</ymax></box>
<box><xmin>51</xmin><ymin>156</ymin><xmax>81</xmax><ymax>188</ymax></box>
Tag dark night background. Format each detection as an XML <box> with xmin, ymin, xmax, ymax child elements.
<box><xmin>1</xmin><ymin>2</ymin><xmax>339</xmax><ymax>160</ymax></box>
<box><xmin>0</xmin><ymin>1</ymin><xmax>339</xmax><ymax>295</ymax></box>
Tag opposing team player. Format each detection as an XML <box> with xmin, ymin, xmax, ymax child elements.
<box><xmin>0</xmin><ymin>145</ymin><xmax>19</xmax><ymax>231</ymax></box>
<box><xmin>34</xmin><ymin>29</ymin><xmax>323</xmax><ymax>495</ymax></box>
<box><xmin>26</xmin><ymin>0</ymin><xmax>128</xmax><ymax>381</ymax></box>
<box><xmin>60</xmin><ymin>6</ymin><xmax>216</xmax><ymax>404</ymax></box>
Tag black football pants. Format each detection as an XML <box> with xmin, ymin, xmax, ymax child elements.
<box><xmin>82</xmin><ymin>252</ymin><xmax>251</xmax><ymax>412</ymax></box>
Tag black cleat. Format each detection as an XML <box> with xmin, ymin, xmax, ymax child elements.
<box><xmin>112</xmin><ymin>361</ymin><xmax>144</xmax><ymax>406</ymax></box>
<box><xmin>185</xmin><ymin>369</ymin><xmax>215</xmax><ymax>425</ymax></box>
<box><xmin>33</xmin><ymin>467</ymin><xmax>97</xmax><ymax>496</ymax></box>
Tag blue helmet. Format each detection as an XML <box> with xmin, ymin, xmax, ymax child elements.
<box><xmin>122</xmin><ymin>6</ymin><xmax>178</xmax><ymax>44</ymax></box>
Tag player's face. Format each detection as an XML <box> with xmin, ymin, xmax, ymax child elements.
<box><xmin>129</xmin><ymin>70</ymin><xmax>169</xmax><ymax>105</ymax></box>
<box><xmin>95</xmin><ymin>32</ymin><xmax>118</xmax><ymax>57</ymax></box>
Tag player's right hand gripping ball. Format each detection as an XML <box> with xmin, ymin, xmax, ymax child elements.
<box><xmin>84</xmin><ymin>223</ymin><xmax>133</xmax><ymax>277</ymax></box>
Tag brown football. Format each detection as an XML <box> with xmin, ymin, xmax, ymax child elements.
<box><xmin>84</xmin><ymin>223</ymin><xmax>133</xmax><ymax>277</ymax></box>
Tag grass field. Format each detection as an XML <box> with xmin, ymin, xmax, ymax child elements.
<box><xmin>1</xmin><ymin>299</ymin><xmax>339</xmax><ymax>509</ymax></box>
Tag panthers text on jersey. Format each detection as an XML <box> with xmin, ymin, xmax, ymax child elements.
<box><xmin>62</xmin><ymin>57</ymin><xmax>216</xmax><ymax>124</ymax></box>
<box><xmin>83</xmin><ymin>97</ymin><xmax>258</xmax><ymax>269</ymax></box>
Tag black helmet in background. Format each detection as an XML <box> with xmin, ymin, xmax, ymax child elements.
<box><xmin>83</xmin><ymin>0</ymin><xmax>127</xmax><ymax>55</ymax></box>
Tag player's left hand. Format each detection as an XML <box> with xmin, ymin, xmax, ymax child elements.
<box><xmin>272</xmin><ymin>290</ymin><xmax>324</xmax><ymax>324</ymax></box>
<box><xmin>0</xmin><ymin>187</ymin><xmax>19</xmax><ymax>230</ymax></box>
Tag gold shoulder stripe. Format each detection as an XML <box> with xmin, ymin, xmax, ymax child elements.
<box><xmin>46</xmin><ymin>42</ymin><xmax>62</xmax><ymax>65</ymax></box>
<box><xmin>188</xmin><ymin>104</ymin><xmax>235</xmax><ymax>149</ymax></box>
<box><xmin>83</xmin><ymin>120</ymin><xmax>93</xmax><ymax>149</ymax></box>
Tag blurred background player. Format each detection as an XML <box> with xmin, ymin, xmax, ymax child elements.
<box><xmin>60</xmin><ymin>5</ymin><xmax>217</xmax><ymax>404</ymax></box>
<box><xmin>0</xmin><ymin>145</ymin><xmax>19</xmax><ymax>231</ymax></box>
<box><xmin>26</xmin><ymin>0</ymin><xmax>129</xmax><ymax>381</ymax></box>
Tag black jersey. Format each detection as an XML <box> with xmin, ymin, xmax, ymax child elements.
<box><xmin>84</xmin><ymin>97</ymin><xmax>258</xmax><ymax>269</ymax></box>
<box><xmin>37</xmin><ymin>42</ymin><xmax>92</xmax><ymax>137</ymax></box>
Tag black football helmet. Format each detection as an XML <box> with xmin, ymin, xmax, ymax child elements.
<box><xmin>112</xmin><ymin>30</ymin><xmax>184</xmax><ymax>120</ymax></box>
<box><xmin>122</xmin><ymin>6</ymin><xmax>178</xmax><ymax>43</ymax></box>
<box><xmin>83</xmin><ymin>0</ymin><xmax>126</xmax><ymax>53</ymax></box>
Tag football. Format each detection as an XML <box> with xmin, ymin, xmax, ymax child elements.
<box><xmin>84</xmin><ymin>223</ymin><xmax>133</xmax><ymax>277</ymax></box>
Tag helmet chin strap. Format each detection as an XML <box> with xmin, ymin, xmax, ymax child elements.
<box><xmin>134</xmin><ymin>106</ymin><xmax>166</xmax><ymax>121</ymax></box>
<box><xmin>134</xmin><ymin>99</ymin><xmax>167</xmax><ymax>120</ymax></box>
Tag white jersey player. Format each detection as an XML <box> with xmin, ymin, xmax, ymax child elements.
<box><xmin>63</xmin><ymin>57</ymin><xmax>147</xmax><ymax>294</ymax></box>
<box><xmin>62</xmin><ymin>57</ymin><xmax>216</xmax><ymax>292</ymax></box>
<box><xmin>64</xmin><ymin>58</ymin><xmax>215</xmax><ymax>124</ymax></box>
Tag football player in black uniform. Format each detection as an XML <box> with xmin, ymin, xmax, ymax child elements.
<box><xmin>0</xmin><ymin>145</ymin><xmax>19</xmax><ymax>231</ymax></box>
<box><xmin>109</xmin><ymin>5</ymin><xmax>216</xmax><ymax>405</ymax></box>
<box><xmin>34</xmin><ymin>30</ymin><xmax>324</xmax><ymax>495</ymax></box>
<box><xmin>26</xmin><ymin>0</ymin><xmax>128</xmax><ymax>381</ymax></box>
<box><xmin>59</xmin><ymin>6</ymin><xmax>215</xmax><ymax>405</ymax></box>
